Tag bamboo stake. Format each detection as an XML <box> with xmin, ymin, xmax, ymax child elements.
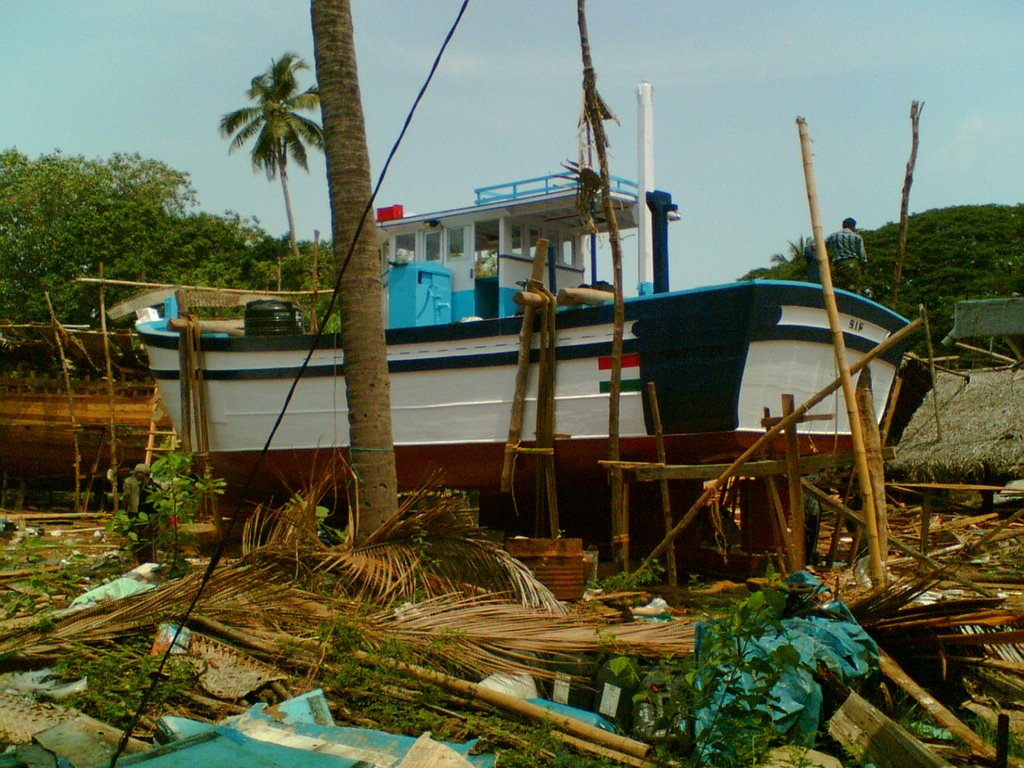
<box><xmin>44</xmin><ymin>293</ymin><xmax>83</xmax><ymax>512</ymax></box>
<box><xmin>892</xmin><ymin>101</ymin><xmax>923</xmax><ymax>306</ymax></box>
<box><xmin>781</xmin><ymin>394</ymin><xmax>805</xmax><ymax>568</ymax></box>
<box><xmin>920</xmin><ymin>305</ymin><xmax>943</xmax><ymax>442</ymax></box>
<box><xmin>541</xmin><ymin>284</ymin><xmax>559</xmax><ymax>537</ymax></box>
<box><xmin>578</xmin><ymin>1</ymin><xmax>628</xmax><ymax>570</ymax></box>
<box><xmin>639</xmin><ymin>318</ymin><xmax>921</xmax><ymax>573</ymax></box>
<box><xmin>354</xmin><ymin>650</ymin><xmax>652</xmax><ymax>760</ymax></box>
<box><xmin>176</xmin><ymin>289</ymin><xmax>194</xmax><ymax>454</ymax></box>
<box><xmin>797</xmin><ymin>117</ymin><xmax>885</xmax><ymax>586</ymax></box>
<box><xmin>500</xmin><ymin>239</ymin><xmax>548</xmax><ymax>493</ymax></box>
<box><xmin>856</xmin><ymin>368</ymin><xmax>889</xmax><ymax>560</ymax></box>
<box><xmin>310</xmin><ymin>229</ymin><xmax>320</xmax><ymax>334</ymax></box>
<box><xmin>764</xmin><ymin>476</ymin><xmax>795</xmax><ymax>574</ymax></box>
<box><xmin>98</xmin><ymin>263</ymin><xmax>120</xmax><ymax>515</ymax></box>
<box><xmin>646</xmin><ymin>382</ymin><xmax>677</xmax><ymax>586</ymax></box>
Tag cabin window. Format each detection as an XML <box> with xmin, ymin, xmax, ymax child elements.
<box><xmin>511</xmin><ymin>223</ymin><xmax>542</xmax><ymax>258</ymax></box>
<box><xmin>510</xmin><ymin>223</ymin><xmax>524</xmax><ymax>257</ymax></box>
<box><xmin>474</xmin><ymin>219</ymin><xmax>499</xmax><ymax>277</ymax></box>
<box><xmin>395</xmin><ymin>233</ymin><xmax>415</xmax><ymax>264</ymax></box>
<box><xmin>424</xmin><ymin>230</ymin><xmax>441</xmax><ymax>262</ymax></box>
<box><xmin>447</xmin><ymin>226</ymin><xmax>466</xmax><ymax>260</ymax></box>
<box><xmin>560</xmin><ymin>238</ymin><xmax>575</xmax><ymax>267</ymax></box>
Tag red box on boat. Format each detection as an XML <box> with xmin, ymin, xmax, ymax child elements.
<box><xmin>376</xmin><ymin>204</ymin><xmax>404</xmax><ymax>222</ymax></box>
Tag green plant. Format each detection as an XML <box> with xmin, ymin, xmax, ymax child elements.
<box><xmin>681</xmin><ymin>569</ymin><xmax>800</xmax><ymax>766</ymax></box>
<box><xmin>56</xmin><ymin>638</ymin><xmax>196</xmax><ymax>727</ymax></box>
<box><xmin>109</xmin><ymin>452</ymin><xmax>225</xmax><ymax>572</ymax></box>
<box><xmin>593</xmin><ymin>560</ymin><xmax>664</xmax><ymax>593</ymax></box>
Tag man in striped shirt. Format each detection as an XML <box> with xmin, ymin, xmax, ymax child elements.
<box><xmin>825</xmin><ymin>217</ymin><xmax>867</xmax><ymax>293</ymax></box>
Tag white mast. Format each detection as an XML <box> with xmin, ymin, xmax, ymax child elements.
<box><xmin>636</xmin><ymin>81</ymin><xmax>655</xmax><ymax>293</ymax></box>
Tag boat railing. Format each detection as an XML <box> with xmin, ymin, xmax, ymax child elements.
<box><xmin>474</xmin><ymin>173</ymin><xmax>638</xmax><ymax>205</ymax></box>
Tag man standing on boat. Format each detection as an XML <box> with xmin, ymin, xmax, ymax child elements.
<box><xmin>825</xmin><ymin>217</ymin><xmax>868</xmax><ymax>294</ymax></box>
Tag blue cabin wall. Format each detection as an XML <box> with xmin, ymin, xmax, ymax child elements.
<box><xmin>387</xmin><ymin>262</ymin><xmax>453</xmax><ymax>328</ymax></box>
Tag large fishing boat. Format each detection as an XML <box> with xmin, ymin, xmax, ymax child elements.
<box><xmin>134</xmin><ymin>85</ymin><xmax>909</xmax><ymax>521</ymax></box>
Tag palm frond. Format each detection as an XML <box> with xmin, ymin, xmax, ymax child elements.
<box><xmin>358</xmin><ymin>593</ymin><xmax>695</xmax><ymax>682</ymax></box>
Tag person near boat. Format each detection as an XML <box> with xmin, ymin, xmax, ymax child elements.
<box><xmin>122</xmin><ymin>463</ymin><xmax>156</xmax><ymax>563</ymax></box>
<box><xmin>825</xmin><ymin>217</ymin><xmax>867</xmax><ymax>293</ymax></box>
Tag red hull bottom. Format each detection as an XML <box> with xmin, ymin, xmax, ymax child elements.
<box><xmin>211</xmin><ymin>429</ymin><xmax>852</xmax><ymax>512</ymax></box>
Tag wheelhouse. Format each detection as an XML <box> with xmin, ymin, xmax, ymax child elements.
<box><xmin>376</xmin><ymin>173</ymin><xmax>640</xmax><ymax>329</ymax></box>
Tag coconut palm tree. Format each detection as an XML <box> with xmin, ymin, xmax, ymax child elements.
<box><xmin>311</xmin><ymin>0</ymin><xmax>398</xmax><ymax>541</ymax></box>
<box><xmin>219</xmin><ymin>52</ymin><xmax>323</xmax><ymax>289</ymax></box>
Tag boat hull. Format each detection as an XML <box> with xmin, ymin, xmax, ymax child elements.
<box><xmin>0</xmin><ymin>378</ymin><xmax>154</xmax><ymax>488</ymax></box>
<box><xmin>137</xmin><ymin>281</ymin><xmax>907</xmax><ymax>507</ymax></box>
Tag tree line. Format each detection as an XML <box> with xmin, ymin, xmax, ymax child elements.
<box><xmin>742</xmin><ymin>204</ymin><xmax>1024</xmax><ymax>355</ymax></box>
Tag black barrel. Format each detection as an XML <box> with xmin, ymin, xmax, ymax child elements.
<box><xmin>244</xmin><ymin>300</ymin><xmax>303</xmax><ymax>336</ymax></box>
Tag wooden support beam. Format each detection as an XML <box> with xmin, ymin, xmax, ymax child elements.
<box><xmin>555</xmin><ymin>286</ymin><xmax>614</xmax><ymax>307</ymax></box>
<box><xmin>781</xmin><ymin>394</ymin><xmax>805</xmax><ymax>568</ymax></box>
<box><xmin>500</xmin><ymin>240</ymin><xmax>548</xmax><ymax>493</ymax></box>
<box><xmin>601</xmin><ymin>447</ymin><xmax>896</xmax><ymax>483</ymax></box>
<box><xmin>646</xmin><ymin>382</ymin><xmax>677</xmax><ymax>587</ymax></box>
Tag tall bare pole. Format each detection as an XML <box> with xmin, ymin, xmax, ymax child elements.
<box><xmin>45</xmin><ymin>293</ymin><xmax>83</xmax><ymax>512</ymax></box>
<box><xmin>98</xmin><ymin>263</ymin><xmax>120</xmax><ymax>514</ymax></box>
<box><xmin>892</xmin><ymin>101</ymin><xmax>923</xmax><ymax>306</ymax></box>
<box><xmin>796</xmin><ymin>118</ymin><xmax>885</xmax><ymax>585</ymax></box>
<box><xmin>578</xmin><ymin>0</ymin><xmax>629</xmax><ymax>568</ymax></box>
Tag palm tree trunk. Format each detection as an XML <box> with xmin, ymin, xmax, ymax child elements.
<box><xmin>311</xmin><ymin>0</ymin><xmax>398</xmax><ymax>541</ymax></box>
<box><xmin>278</xmin><ymin>158</ymin><xmax>300</xmax><ymax>291</ymax></box>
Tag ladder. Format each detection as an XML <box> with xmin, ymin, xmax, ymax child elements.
<box><xmin>144</xmin><ymin>387</ymin><xmax>178</xmax><ymax>466</ymax></box>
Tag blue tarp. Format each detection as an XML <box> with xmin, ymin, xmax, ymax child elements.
<box><xmin>130</xmin><ymin>688</ymin><xmax>495</xmax><ymax>768</ymax></box>
<box><xmin>691</xmin><ymin>572</ymin><xmax>879</xmax><ymax>765</ymax></box>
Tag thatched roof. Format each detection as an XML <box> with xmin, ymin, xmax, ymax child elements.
<box><xmin>890</xmin><ymin>366</ymin><xmax>1024</xmax><ymax>483</ymax></box>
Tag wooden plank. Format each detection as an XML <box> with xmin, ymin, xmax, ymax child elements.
<box><xmin>879</xmin><ymin>650</ymin><xmax>995</xmax><ymax>761</ymax></box>
<box><xmin>829</xmin><ymin>690</ymin><xmax>953</xmax><ymax>768</ymax></box>
<box><xmin>621</xmin><ymin>448</ymin><xmax>896</xmax><ymax>482</ymax></box>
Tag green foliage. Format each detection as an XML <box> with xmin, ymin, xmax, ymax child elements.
<box><xmin>593</xmin><ymin>560</ymin><xmax>664</xmax><ymax>593</ymax></box>
<box><xmin>109</xmin><ymin>451</ymin><xmax>225</xmax><ymax>572</ymax></box>
<box><xmin>0</xmin><ymin>148</ymin><xmax>294</xmax><ymax>324</ymax></box>
<box><xmin>739</xmin><ymin>205</ymin><xmax>1024</xmax><ymax>356</ymax></box>
<box><xmin>56</xmin><ymin>638</ymin><xmax>196</xmax><ymax>728</ymax></box>
<box><xmin>681</xmin><ymin>569</ymin><xmax>798</xmax><ymax>766</ymax></box>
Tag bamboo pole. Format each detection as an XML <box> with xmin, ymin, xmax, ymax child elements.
<box><xmin>578</xmin><ymin>0</ymin><xmax>628</xmax><ymax>571</ymax></box>
<box><xmin>175</xmin><ymin>289</ymin><xmax>194</xmax><ymax>454</ymax></box>
<box><xmin>539</xmin><ymin>283</ymin><xmax>559</xmax><ymax>537</ymax></box>
<box><xmin>892</xmin><ymin>101</ymin><xmax>923</xmax><ymax>306</ymax></box>
<box><xmin>646</xmin><ymin>382</ymin><xmax>677</xmax><ymax>586</ymax></box>
<box><xmin>354</xmin><ymin>650</ymin><xmax>652</xmax><ymax>760</ymax></box>
<box><xmin>797</xmin><ymin>117</ymin><xmax>885</xmax><ymax>586</ymax></box>
<box><xmin>310</xmin><ymin>229</ymin><xmax>320</xmax><ymax>334</ymax></box>
<box><xmin>44</xmin><ymin>293</ymin><xmax>83</xmax><ymax>512</ymax></box>
<box><xmin>920</xmin><ymin>304</ymin><xmax>943</xmax><ymax>442</ymax></box>
<box><xmin>638</xmin><ymin>317</ymin><xmax>921</xmax><ymax>573</ymax></box>
<box><xmin>501</xmin><ymin>239</ymin><xmax>548</xmax><ymax>493</ymax></box>
<box><xmin>856</xmin><ymin>368</ymin><xmax>889</xmax><ymax>560</ymax></box>
<box><xmin>781</xmin><ymin>394</ymin><xmax>805</xmax><ymax>568</ymax></box>
<box><xmin>98</xmin><ymin>263</ymin><xmax>120</xmax><ymax>515</ymax></box>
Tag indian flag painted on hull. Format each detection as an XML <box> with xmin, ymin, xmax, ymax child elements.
<box><xmin>598</xmin><ymin>352</ymin><xmax>641</xmax><ymax>393</ymax></box>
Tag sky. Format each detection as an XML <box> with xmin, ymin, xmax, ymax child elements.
<box><xmin>3</xmin><ymin>1</ymin><xmax>1023</xmax><ymax>293</ymax></box>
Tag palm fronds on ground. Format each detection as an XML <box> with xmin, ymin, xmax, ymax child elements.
<box><xmin>247</xmin><ymin>483</ymin><xmax>566</xmax><ymax>612</ymax></box>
